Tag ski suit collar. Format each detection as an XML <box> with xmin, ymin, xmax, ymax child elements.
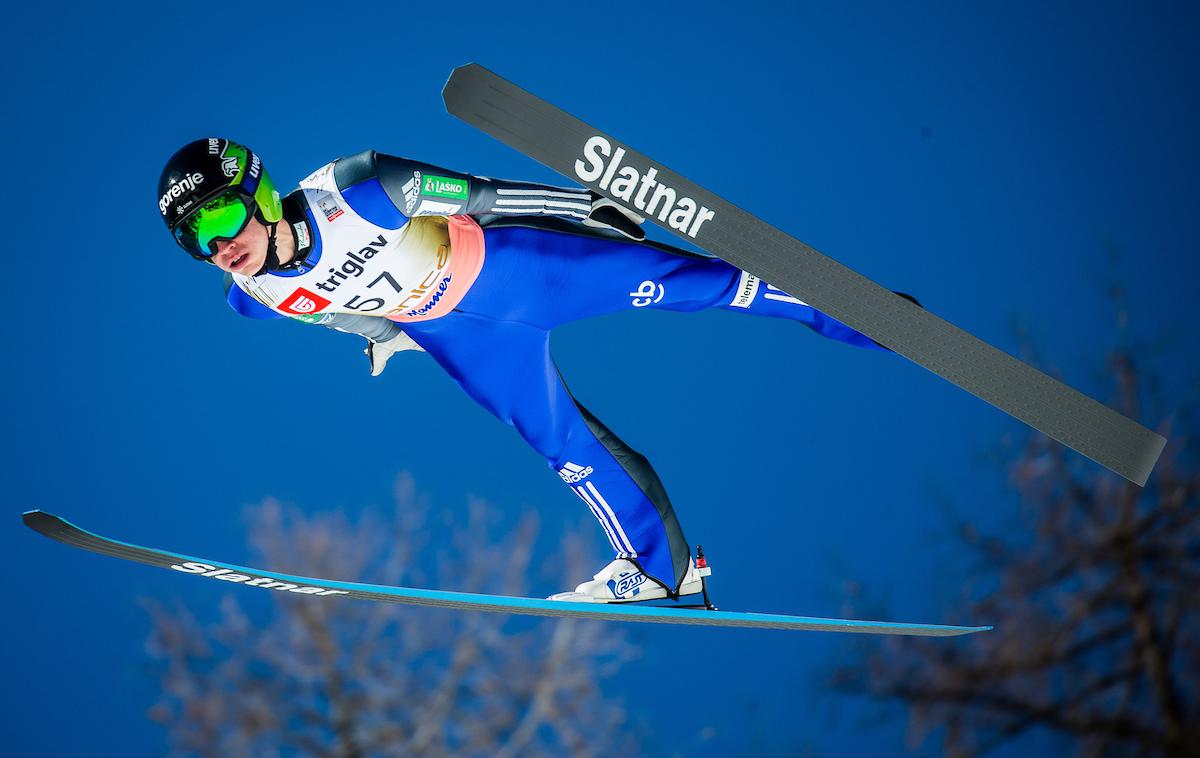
<box><xmin>263</xmin><ymin>192</ymin><xmax>316</xmax><ymax>273</ymax></box>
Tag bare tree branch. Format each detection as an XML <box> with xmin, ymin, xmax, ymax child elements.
<box><xmin>144</xmin><ymin>473</ymin><xmax>638</xmax><ymax>756</ymax></box>
<box><xmin>830</xmin><ymin>289</ymin><xmax>1200</xmax><ymax>757</ymax></box>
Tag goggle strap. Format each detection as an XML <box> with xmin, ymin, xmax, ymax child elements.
<box><xmin>240</xmin><ymin>149</ymin><xmax>261</xmax><ymax>198</ymax></box>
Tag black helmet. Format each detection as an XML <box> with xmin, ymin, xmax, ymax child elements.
<box><xmin>157</xmin><ymin>138</ymin><xmax>283</xmax><ymax>263</ymax></box>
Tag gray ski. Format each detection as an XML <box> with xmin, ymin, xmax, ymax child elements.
<box><xmin>441</xmin><ymin>63</ymin><xmax>1164</xmax><ymax>486</ymax></box>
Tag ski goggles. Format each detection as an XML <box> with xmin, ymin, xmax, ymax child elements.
<box><xmin>172</xmin><ymin>189</ymin><xmax>258</xmax><ymax>260</ymax></box>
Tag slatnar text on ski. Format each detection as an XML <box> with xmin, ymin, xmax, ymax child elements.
<box><xmin>574</xmin><ymin>136</ymin><xmax>715</xmax><ymax>238</ymax></box>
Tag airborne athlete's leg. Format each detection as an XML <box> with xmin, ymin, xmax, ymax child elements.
<box><xmin>404</xmin><ymin>224</ymin><xmax>885</xmax><ymax>596</ymax></box>
<box><xmin>401</xmin><ymin>311</ymin><xmax>691</xmax><ymax>596</ymax></box>
<box><xmin>471</xmin><ymin>225</ymin><xmax>887</xmax><ymax>351</ymax></box>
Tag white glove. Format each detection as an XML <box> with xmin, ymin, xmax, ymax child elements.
<box><xmin>583</xmin><ymin>196</ymin><xmax>646</xmax><ymax>241</ymax></box>
<box><xmin>365</xmin><ymin>332</ymin><xmax>425</xmax><ymax>377</ymax></box>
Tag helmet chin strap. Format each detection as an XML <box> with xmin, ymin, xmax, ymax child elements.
<box><xmin>253</xmin><ymin>216</ymin><xmax>281</xmax><ymax>276</ymax></box>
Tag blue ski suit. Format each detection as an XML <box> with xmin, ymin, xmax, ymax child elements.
<box><xmin>226</xmin><ymin>151</ymin><xmax>890</xmax><ymax>596</ymax></box>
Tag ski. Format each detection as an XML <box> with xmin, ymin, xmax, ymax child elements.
<box><xmin>441</xmin><ymin>63</ymin><xmax>1165</xmax><ymax>487</ymax></box>
<box><xmin>24</xmin><ymin>510</ymin><xmax>988</xmax><ymax>637</ymax></box>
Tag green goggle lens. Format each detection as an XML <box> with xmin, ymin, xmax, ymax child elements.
<box><xmin>174</xmin><ymin>191</ymin><xmax>254</xmax><ymax>258</ymax></box>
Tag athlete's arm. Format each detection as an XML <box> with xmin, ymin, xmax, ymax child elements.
<box><xmin>333</xmin><ymin>150</ymin><xmax>644</xmax><ymax>238</ymax></box>
<box><xmin>225</xmin><ymin>273</ymin><xmax>413</xmax><ymax>372</ymax></box>
<box><xmin>370</xmin><ymin>151</ymin><xmax>593</xmax><ymax>220</ymax></box>
<box><xmin>412</xmin><ymin>315</ymin><xmax>688</xmax><ymax>591</ymax></box>
<box><xmin>330</xmin><ymin>150</ymin><xmax>645</xmax><ymax>234</ymax></box>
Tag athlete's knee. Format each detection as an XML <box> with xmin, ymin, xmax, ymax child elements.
<box><xmin>729</xmin><ymin>269</ymin><xmax>763</xmax><ymax>306</ymax></box>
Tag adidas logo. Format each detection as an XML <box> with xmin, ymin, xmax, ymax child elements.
<box><xmin>558</xmin><ymin>461</ymin><xmax>594</xmax><ymax>483</ymax></box>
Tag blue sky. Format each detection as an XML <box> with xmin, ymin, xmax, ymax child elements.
<box><xmin>4</xmin><ymin>2</ymin><xmax>1197</xmax><ymax>755</ymax></box>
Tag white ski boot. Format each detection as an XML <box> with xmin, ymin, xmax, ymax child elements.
<box><xmin>548</xmin><ymin>557</ymin><xmax>709</xmax><ymax>603</ymax></box>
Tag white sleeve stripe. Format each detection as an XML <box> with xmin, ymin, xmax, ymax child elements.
<box><xmin>492</xmin><ymin>198</ymin><xmax>591</xmax><ymax>211</ymax></box>
<box><xmin>489</xmin><ymin>208</ymin><xmax>589</xmax><ymax>219</ymax></box>
<box><xmin>496</xmin><ymin>188</ymin><xmax>592</xmax><ymax>200</ymax></box>
<box><xmin>489</xmin><ymin>204</ymin><xmax>590</xmax><ymax>218</ymax></box>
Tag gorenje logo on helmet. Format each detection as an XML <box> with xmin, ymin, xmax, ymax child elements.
<box><xmin>159</xmin><ymin>172</ymin><xmax>204</xmax><ymax>216</ymax></box>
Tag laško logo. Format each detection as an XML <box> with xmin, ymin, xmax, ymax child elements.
<box><xmin>279</xmin><ymin>288</ymin><xmax>332</xmax><ymax>315</ymax></box>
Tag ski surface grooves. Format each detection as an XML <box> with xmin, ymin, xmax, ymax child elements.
<box><xmin>23</xmin><ymin>510</ymin><xmax>988</xmax><ymax>637</ymax></box>
<box><xmin>441</xmin><ymin>63</ymin><xmax>1164</xmax><ymax>486</ymax></box>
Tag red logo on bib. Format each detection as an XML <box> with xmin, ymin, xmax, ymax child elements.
<box><xmin>278</xmin><ymin>288</ymin><xmax>331</xmax><ymax>315</ymax></box>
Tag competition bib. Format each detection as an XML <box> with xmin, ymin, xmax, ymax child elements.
<box><xmin>233</xmin><ymin>163</ymin><xmax>452</xmax><ymax>321</ymax></box>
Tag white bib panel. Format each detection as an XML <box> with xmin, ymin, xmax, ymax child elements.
<box><xmin>233</xmin><ymin>162</ymin><xmax>452</xmax><ymax>320</ymax></box>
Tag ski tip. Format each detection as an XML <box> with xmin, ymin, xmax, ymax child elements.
<box><xmin>1132</xmin><ymin>431</ymin><xmax>1167</xmax><ymax>487</ymax></box>
<box><xmin>22</xmin><ymin>510</ymin><xmax>66</xmax><ymax>534</ymax></box>
<box><xmin>442</xmin><ymin>64</ymin><xmax>513</xmax><ymax>114</ymax></box>
<box><xmin>443</xmin><ymin>63</ymin><xmax>487</xmax><ymax>96</ymax></box>
<box><xmin>889</xmin><ymin>622</ymin><xmax>991</xmax><ymax>636</ymax></box>
<box><xmin>447</xmin><ymin>62</ymin><xmax>484</xmax><ymax>77</ymax></box>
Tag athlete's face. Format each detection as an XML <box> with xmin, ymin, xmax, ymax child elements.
<box><xmin>210</xmin><ymin>216</ymin><xmax>269</xmax><ymax>275</ymax></box>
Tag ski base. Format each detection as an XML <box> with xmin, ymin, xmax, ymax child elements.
<box><xmin>23</xmin><ymin>510</ymin><xmax>990</xmax><ymax>637</ymax></box>
<box><xmin>441</xmin><ymin>63</ymin><xmax>1164</xmax><ymax>486</ymax></box>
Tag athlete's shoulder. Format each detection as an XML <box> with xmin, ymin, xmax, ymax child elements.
<box><xmin>331</xmin><ymin>149</ymin><xmax>379</xmax><ymax>190</ymax></box>
<box><xmin>323</xmin><ymin>150</ymin><xmax>476</xmax><ymax>221</ymax></box>
<box><xmin>224</xmin><ymin>271</ymin><xmax>284</xmax><ymax>320</ymax></box>
<box><xmin>311</xmin><ymin>150</ymin><xmax>410</xmax><ymax>228</ymax></box>
<box><xmin>331</xmin><ymin>150</ymin><xmax>424</xmax><ymax>193</ymax></box>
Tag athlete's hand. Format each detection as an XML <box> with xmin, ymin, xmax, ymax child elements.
<box><xmin>583</xmin><ymin>196</ymin><xmax>646</xmax><ymax>241</ymax></box>
<box><xmin>365</xmin><ymin>332</ymin><xmax>425</xmax><ymax>377</ymax></box>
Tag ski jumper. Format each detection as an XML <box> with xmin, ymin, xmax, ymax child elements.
<box><xmin>226</xmin><ymin>151</ymin><xmax>888</xmax><ymax>596</ymax></box>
